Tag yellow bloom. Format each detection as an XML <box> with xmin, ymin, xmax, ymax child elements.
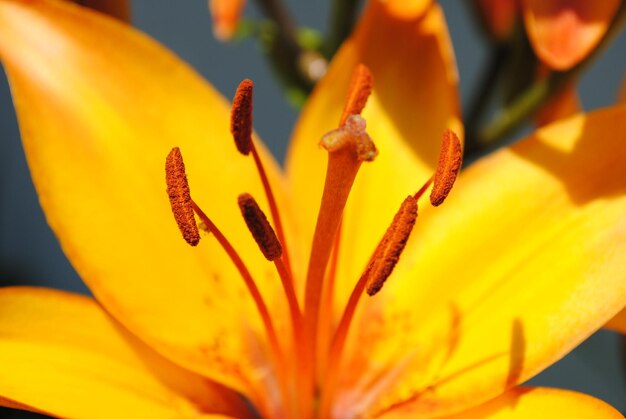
<box><xmin>0</xmin><ymin>0</ymin><xmax>625</xmax><ymax>418</ymax></box>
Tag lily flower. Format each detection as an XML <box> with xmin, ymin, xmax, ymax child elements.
<box><xmin>0</xmin><ymin>0</ymin><xmax>625</xmax><ymax>418</ymax></box>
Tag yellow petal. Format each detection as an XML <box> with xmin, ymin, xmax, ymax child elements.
<box><xmin>334</xmin><ymin>106</ymin><xmax>626</xmax><ymax>416</ymax></box>
<box><xmin>606</xmin><ymin>307</ymin><xmax>626</xmax><ymax>335</ymax></box>
<box><xmin>0</xmin><ymin>287</ymin><xmax>250</xmax><ymax>418</ymax></box>
<box><xmin>522</xmin><ymin>0</ymin><xmax>621</xmax><ymax>70</ymax></box>
<box><xmin>286</xmin><ymin>1</ymin><xmax>461</xmax><ymax>313</ymax></box>
<box><xmin>209</xmin><ymin>0</ymin><xmax>246</xmax><ymax>41</ymax></box>
<box><xmin>0</xmin><ymin>0</ymin><xmax>293</xmax><ymax>403</ymax></box>
<box><xmin>381</xmin><ymin>387</ymin><xmax>624</xmax><ymax>418</ymax></box>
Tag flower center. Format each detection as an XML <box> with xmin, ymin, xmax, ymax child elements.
<box><xmin>164</xmin><ymin>65</ymin><xmax>462</xmax><ymax>418</ymax></box>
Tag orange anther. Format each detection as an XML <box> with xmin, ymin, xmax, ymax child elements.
<box><xmin>366</xmin><ymin>195</ymin><xmax>418</xmax><ymax>295</ymax></box>
<box><xmin>430</xmin><ymin>129</ymin><xmax>463</xmax><ymax>206</ymax></box>
<box><xmin>231</xmin><ymin>79</ymin><xmax>254</xmax><ymax>155</ymax></box>
<box><xmin>165</xmin><ymin>147</ymin><xmax>200</xmax><ymax>246</ymax></box>
<box><xmin>238</xmin><ymin>193</ymin><xmax>282</xmax><ymax>261</ymax></box>
<box><xmin>339</xmin><ymin>64</ymin><xmax>374</xmax><ymax>126</ymax></box>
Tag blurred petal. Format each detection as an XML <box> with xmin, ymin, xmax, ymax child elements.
<box><xmin>0</xmin><ymin>0</ymin><xmax>293</xmax><ymax>402</ymax></box>
<box><xmin>286</xmin><ymin>1</ymin><xmax>461</xmax><ymax>310</ymax></box>
<box><xmin>472</xmin><ymin>0</ymin><xmax>519</xmax><ymax>40</ymax></box>
<box><xmin>522</xmin><ymin>0</ymin><xmax>621</xmax><ymax>70</ymax></box>
<box><xmin>381</xmin><ymin>0</ymin><xmax>432</xmax><ymax>20</ymax></box>
<box><xmin>606</xmin><ymin>307</ymin><xmax>626</xmax><ymax>335</ymax></box>
<box><xmin>77</xmin><ymin>0</ymin><xmax>130</xmax><ymax>21</ymax></box>
<box><xmin>0</xmin><ymin>287</ymin><xmax>250</xmax><ymax>418</ymax></box>
<box><xmin>536</xmin><ymin>82</ymin><xmax>581</xmax><ymax>126</ymax></box>
<box><xmin>335</xmin><ymin>106</ymin><xmax>626</xmax><ymax>416</ymax></box>
<box><xmin>209</xmin><ymin>0</ymin><xmax>245</xmax><ymax>41</ymax></box>
<box><xmin>381</xmin><ymin>387</ymin><xmax>624</xmax><ymax>418</ymax></box>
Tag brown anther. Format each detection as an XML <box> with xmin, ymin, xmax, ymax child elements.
<box><xmin>238</xmin><ymin>193</ymin><xmax>282</xmax><ymax>261</ymax></box>
<box><xmin>366</xmin><ymin>196</ymin><xmax>418</xmax><ymax>296</ymax></box>
<box><xmin>320</xmin><ymin>115</ymin><xmax>378</xmax><ymax>162</ymax></box>
<box><xmin>165</xmin><ymin>147</ymin><xmax>200</xmax><ymax>246</ymax></box>
<box><xmin>430</xmin><ymin>129</ymin><xmax>463</xmax><ymax>207</ymax></box>
<box><xmin>231</xmin><ymin>79</ymin><xmax>254</xmax><ymax>155</ymax></box>
<box><xmin>340</xmin><ymin>64</ymin><xmax>374</xmax><ymax>126</ymax></box>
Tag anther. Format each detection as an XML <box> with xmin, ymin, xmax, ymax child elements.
<box><xmin>320</xmin><ymin>115</ymin><xmax>378</xmax><ymax>162</ymax></box>
<box><xmin>340</xmin><ymin>64</ymin><xmax>374</xmax><ymax>126</ymax></box>
<box><xmin>238</xmin><ymin>193</ymin><xmax>283</xmax><ymax>261</ymax></box>
<box><xmin>231</xmin><ymin>79</ymin><xmax>254</xmax><ymax>155</ymax></box>
<box><xmin>366</xmin><ymin>195</ymin><xmax>418</xmax><ymax>296</ymax></box>
<box><xmin>430</xmin><ymin>129</ymin><xmax>463</xmax><ymax>207</ymax></box>
<box><xmin>165</xmin><ymin>147</ymin><xmax>200</xmax><ymax>246</ymax></box>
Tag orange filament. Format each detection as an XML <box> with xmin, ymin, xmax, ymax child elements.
<box><xmin>339</xmin><ymin>64</ymin><xmax>374</xmax><ymax>126</ymax></box>
<box><xmin>165</xmin><ymin>147</ymin><xmax>200</xmax><ymax>246</ymax></box>
<box><xmin>230</xmin><ymin>79</ymin><xmax>294</xmax><ymax>279</ymax></box>
<box><xmin>190</xmin><ymin>200</ymin><xmax>290</xmax><ymax>413</ymax></box>
<box><xmin>238</xmin><ymin>193</ymin><xmax>304</xmax><ymax>382</ymax></box>
<box><xmin>320</xmin><ymin>195</ymin><xmax>418</xmax><ymax>417</ymax></box>
<box><xmin>303</xmin><ymin>114</ymin><xmax>377</xmax><ymax>408</ymax></box>
<box><xmin>231</xmin><ymin>79</ymin><xmax>254</xmax><ymax>155</ymax></box>
<box><xmin>238</xmin><ymin>193</ymin><xmax>282</xmax><ymax>261</ymax></box>
<box><xmin>430</xmin><ymin>129</ymin><xmax>463</xmax><ymax>206</ymax></box>
<box><xmin>164</xmin><ymin>147</ymin><xmax>289</xmax><ymax>413</ymax></box>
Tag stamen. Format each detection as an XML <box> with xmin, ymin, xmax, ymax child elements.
<box><xmin>303</xmin><ymin>114</ymin><xmax>377</xmax><ymax>404</ymax></box>
<box><xmin>165</xmin><ymin>147</ymin><xmax>200</xmax><ymax>246</ymax></box>
<box><xmin>164</xmin><ymin>148</ymin><xmax>289</xmax><ymax>411</ymax></box>
<box><xmin>319</xmin><ymin>196</ymin><xmax>418</xmax><ymax>417</ymax></box>
<box><xmin>430</xmin><ymin>129</ymin><xmax>463</xmax><ymax>207</ymax></box>
<box><xmin>230</xmin><ymin>79</ymin><xmax>254</xmax><ymax>156</ymax></box>
<box><xmin>230</xmin><ymin>78</ymin><xmax>294</xmax><ymax>279</ymax></box>
<box><xmin>238</xmin><ymin>193</ymin><xmax>282</xmax><ymax>261</ymax></box>
<box><xmin>366</xmin><ymin>195</ymin><xmax>418</xmax><ymax>296</ymax></box>
<box><xmin>339</xmin><ymin>64</ymin><xmax>374</xmax><ymax>126</ymax></box>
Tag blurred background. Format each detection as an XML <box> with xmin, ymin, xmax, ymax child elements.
<box><xmin>0</xmin><ymin>0</ymin><xmax>625</xmax><ymax>416</ymax></box>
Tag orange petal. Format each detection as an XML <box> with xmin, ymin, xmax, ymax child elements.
<box><xmin>522</xmin><ymin>0</ymin><xmax>621</xmax><ymax>70</ymax></box>
<box><xmin>286</xmin><ymin>1</ymin><xmax>461</xmax><ymax>317</ymax></box>
<box><xmin>472</xmin><ymin>0</ymin><xmax>519</xmax><ymax>40</ymax></box>
<box><xmin>0</xmin><ymin>287</ymin><xmax>250</xmax><ymax>418</ymax></box>
<box><xmin>0</xmin><ymin>0</ymin><xmax>293</xmax><ymax>408</ymax></box>
<box><xmin>78</xmin><ymin>0</ymin><xmax>130</xmax><ymax>21</ymax></box>
<box><xmin>606</xmin><ymin>307</ymin><xmax>626</xmax><ymax>335</ymax></box>
<box><xmin>379</xmin><ymin>0</ymin><xmax>432</xmax><ymax>20</ymax></box>
<box><xmin>381</xmin><ymin>387</ymin><xmax>624</xmax><ymax>418</ymax></box>
<box><xmin>209</xmin><ymin>0</ymin><xmax>246</xmax><ymax>41</ymax></box>
<box><xmin>333</xmin><ymin>106</ymin><xmax>626</xmax><ymax>416</ymax></box>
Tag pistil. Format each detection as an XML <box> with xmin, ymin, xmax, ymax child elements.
<box><xmin>303</xmin><ymin>114</ymin><xmax>378</xmax><ymax>410</ymax></box>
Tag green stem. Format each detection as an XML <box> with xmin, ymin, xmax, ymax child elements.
<box><xmin>253</xmin><ymin>0</ymin><xmax>319</xmax><ymax>97</ymax></box>
<box><xmin>470</xmin><ymin>1</ymin><xmax>626</xmax><ymax>153</ymax></box>
<box><xmin>464</xmin><ymin>43</ymin><xmax>510</xmax><ymax>150</ymax></box>
<box><xmin>324</xmin><ymin>0</ymin><xmax>362</xmax><ymax>58</ymax></box>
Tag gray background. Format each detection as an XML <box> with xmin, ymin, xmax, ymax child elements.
<box><xmin>0</xmin><ymin>0</ymin><xmax>625</xmax><ymax>416</ymax></box>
